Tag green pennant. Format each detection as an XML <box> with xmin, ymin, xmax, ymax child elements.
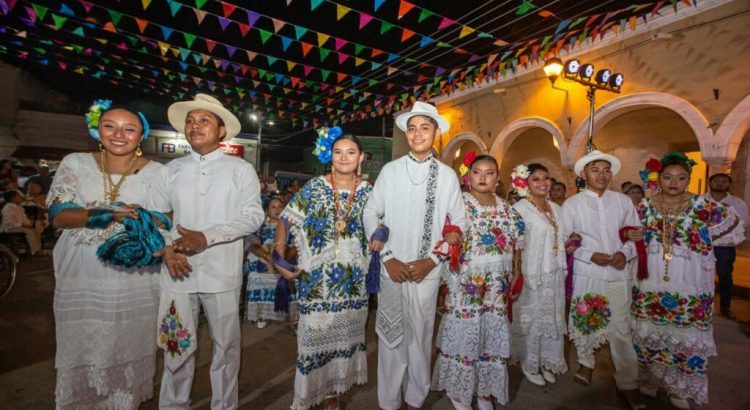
<box><xmin>108</xmin><ymin>9</ymin><xmax>123</xmax><ymax>26</ymax></box>
<box><xmin>139</xmin><ymin>46</ymin><xmax>148</xmax><ymax>53</ymax></box>
<box><xmin>72</xmin><ymin>45</ymin><xmax>83</xmax><ymax>53</ymax></box>
<box><xmin>32</xmin><ymin>47</ymin><xmax>46</xmax><ymax>55</ymax></box>
<box><xmin>71</xmin><ymin>26</ymin><xmax>85</xmax><ymax>37</ymax></box>
<box><xmin>418</xmin><ymin>9</ymin><xmax>434</xmax><ymax>23</ymax></box>
<box><xmin>436</xmin><ymin>42</ymin><xmax>451</xmax><ymax>47</ymax></box>
<box><xmin>368</xmin><ymin>79</ymin><xmax>377</xmax><ymax>87</ymax></box>
<box><xmin>197</xmin><ymin>66</ymin><xmax>208</xmax><ymax>73</ymax></box>
<box><xmin>192</xmin><ymin>54</ymin><xmax>201</xmax><ymax>64</ymax></box>
<box><xmin>258</xmin><ymin>68</ymin><xmax>267</xmax><ymax>78</ymax></box>
<box><xmin>183</xmin><ymin>32</ymin><xmax>197</xmax><ymax>48</ymax></box>
<box><xmin>179</xmin><ymin>47</ymin><xmax>190</xmax><ymax>61</ymax></box>
<box><xmin>405</xmin><ymin>58</ymin><xmax>416</xmax><ymax>63</ymax></box>
<box><xmin>516</xmin><ymin>1</ymin><xmax>535</xmax><ymax>15</ymax></box>
<box><xmin>294</xmin><ymin>26</ymin><xmax>308</xmax><ymax>40</ymax></box>
<box><xmin>319</xmin><ymin>48</ymin><xmax>330</xmax><ymax>62</ymax></box>
<box><xmin>320</xmin><ymin>69</ymin><xmax>331</xmax><ymax>81</ymax></box>
<box><xmin>195</xmin><ymin>0</ymin><xmax>208</xmax><ymax>9</ymax></box>
<box><xmin>126</xmin><ymin>34</ymin><xmax>139</xmax><ymax>47</ymax></box>
<box><xmin>51</xmin><ymin>13</ymin><xmax>67</xmax><ymax>29</ymax></box>
<box><xmin>354</xmin><ymin>44</ymin><xmax>365</xmax><ymax>56</ymax></box>
<box><xmin>258</xmin><ymin>29</ymin><xmax>272</xmax><ymax>45</ymax></box>
<box><xmin>102</xmin><ymin>57</ymin><xmax>111</xmax><ymax>64</ymax></box>
<box><xmin>569</xmin><ymin>16</ymin><xmax>587</xmax><ymax>29</ymax></box>
<box><xmin>380</xmin><ymin>21</ymin><xmax>394</xmax><ymax>35</ymax></box>
<box><xmin>31</xmin><ymin>3</ymin><xmax>49</xmax><ymax>21</ymax></box>
<box><xmin>311</xmin><ymin>0</ymin><xmax>324</xmax><ymax>11</ymax></box>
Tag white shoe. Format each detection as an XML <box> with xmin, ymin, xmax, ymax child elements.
<box><xmin>522</xmin><ymin>368</ymin><xmax>546</xmax><ymax>386</ymax></box>
<box><xmin>256</xmin><ymin>321</ymin><xmax>268</xmax><ymax>329</ymax></box>
<box><xmin>669</xmin><ymin>395</ymin><xmax>690</xmax><ymax>409</ymax></box>
<box><xmin>477</xmin><ymin>396</ymin><xmax>494</xmax><ymax>410</ymax></box>
<box><xmin>638</xmin><ymin>385</ymin><xmax>657</xmax><ymax>398</ymax></box>
<box><xmin>541</xmin><ymin>369</ymin><xmax>557</xmax><ymax>384</ymax></box>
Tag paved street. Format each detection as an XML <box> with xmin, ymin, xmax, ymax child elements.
<box><xmin>1</xmin><ymin>256</ymin><xmax>749</xmax><ymax>409</ymax></box>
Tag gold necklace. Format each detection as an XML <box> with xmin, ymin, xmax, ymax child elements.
<box><xmin>100</xmin><ymin>150</ymin><xmax>139</xmax><ymax>203</ymax></box>
<box><xmin>528</xmin><ymin>197</ymin><xmax>559</xmax><ymax>254</ymax></box>
<box><xmin>653</xmin><ymin>192</ymin><xmax>692</xmax><ymax>281</ymax></box>
<box><xmin>329</xmin><ymin>173</ymin><xmax>358</xmax><ymax>237</ymax></box>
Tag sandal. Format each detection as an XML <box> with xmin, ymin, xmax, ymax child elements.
<box><xmin>574</xmin><ymin>365</ymin><xmax>592</xmax><ymax>386</ymax></box>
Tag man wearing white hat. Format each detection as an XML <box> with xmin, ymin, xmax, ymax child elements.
<box><xmin>561</xmin><ymin>151</ymin><xmax>644</xmax><ymax>409</ymax></box>
<box><xmin>363</xmin><ymin>101</ymin><xmax>468</xmax><ymax>410</ymax></box>
<box><xmin>150</xmin><ymin>94</ymin><xmax>264</xmax><ymax>409</ymax></box>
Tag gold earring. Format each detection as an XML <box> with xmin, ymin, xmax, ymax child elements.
<box><xmin>135</xmin><ymin>145</ymin><xmax>143</xmax><ymax>157</ymax></box>
<box><xmin>357</xmin><ymin>163</ymin><xmax>362</xmax><ymax>177</ymax></box>
<box><xmin>99</xmin><ymin>143</ymin><xmax>104</xmax><ymax>152</ymax></box>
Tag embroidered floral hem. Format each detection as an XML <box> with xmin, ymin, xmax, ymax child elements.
<box><xmin>636</xmin><ymin>351</ymin><xmax>709</xmax><ymax>405</ymax></box>
<box><xmin>631</xmin><ymin>287</ymin><xmax>713</xmax><ymax>330</ymax></box>
<box><xmin>292</xmin><ymin>352</ymin><xmax>367</xmax><ymax>410</ymax></box>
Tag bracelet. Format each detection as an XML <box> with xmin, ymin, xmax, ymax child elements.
<box><xmin>86</xmin><ymin>209</ymin><xmax>114</xmax><ymax>229</ymax></box>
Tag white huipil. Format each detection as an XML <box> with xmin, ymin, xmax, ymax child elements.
<box><xmin>561</xmin><ymin>189</ymin><xmax>641</xmax><ymax>390</ymax></box>
<box><xmin>363</xmin><ymin>152</ymin><xmax>468</xmax><ymax>410</ymax></box>
<box><xmin>149</xmin><ymin>148</ymin><xmax>264</xmax><ymax>409</ymax></box>
<box><xmin>511</xmin><ymin>198</ymin><xmax>569</xmax><ymax>376</ymax></box>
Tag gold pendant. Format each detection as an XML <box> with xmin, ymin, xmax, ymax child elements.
<box><xmin>335</xmin><ymin>219</ymin><xmax>347</xmax><ymax>234</ymax></box>
<box><xmin>663</xmin><ymin>275</ymin><xmax>670</xmax><ymax>282</ymax></box>
<box><xmin>664</xmin><ymin>252</ymin><xmax>672</xmax><ymax>261</ymax></box>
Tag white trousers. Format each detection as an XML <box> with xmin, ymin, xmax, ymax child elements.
<box><xmin>159</xmin><ymin>288</ymin><xmax>241</xmax><ymax>410</ymax></box>
<box><xmin>378</xmin><ymin>278</ymin><xmax>440</xmax><ymax>410</ymax></box>
<box><xmin>576</xmin><ymin>280</ymin><xmax>639</xmax><ymax>390</ymax></box>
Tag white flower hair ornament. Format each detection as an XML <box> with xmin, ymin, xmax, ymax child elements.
<box><xmin>510</xmin><ymin>164</ymin><xmax>530</xmax><ymax>197</ymax></box>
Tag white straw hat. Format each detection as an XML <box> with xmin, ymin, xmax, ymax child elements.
<box><xmin>167</xmin><ymin>93</ymin><xmax>241</xmax><ymax>139</ymax></box>
<box><xmin>395</xmin><ymin>101</ymin><xmax>450</xmax><ymax>133</ymax></box>
<box><xmin>573</xmin><ymin>150</ymin><xmax>621</xmax><ymax>176</ymax></box>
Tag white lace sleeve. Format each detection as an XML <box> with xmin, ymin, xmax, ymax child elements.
<box><xmin>46</xmin><ymin>154</ymin><xmax>83</xmax><ymax>206</ymax></box>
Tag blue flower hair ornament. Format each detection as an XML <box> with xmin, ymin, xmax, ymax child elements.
<box><xmin>312</xmin><ymin>126</ymin><xmax>343</xmax><ymax>165</ymax></box>
<box><xmin>85</xmin><ymin>99</ymin><xmax>151</xmax><ymax>141</ymax></box>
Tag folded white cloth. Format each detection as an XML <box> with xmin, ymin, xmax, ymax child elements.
<box><xmin>157</xmin><ymin>291</ymin><xmax>197</xmax><ymax>372</ymax></box>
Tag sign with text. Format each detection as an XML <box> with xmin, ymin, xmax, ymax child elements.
<box><xmin>219</xmin><ymin>143</ymin><xmax>245</xmax><ymax>157</ymax></box>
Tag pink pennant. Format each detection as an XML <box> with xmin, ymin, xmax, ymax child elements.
<box><xmin>359</xmin><ymin>12</ymin><xmax>374</xmax><ymax>29</ymax></box>
<box><xmin>337</xmin><ymin>52</ymin><xmax>349</xmax><ymax>64</ymax></box>
<box><xmin>438</xmin><ymin>17</ymin><xmax>456</xmax><ymax>30</ymax></box>
<box><xmin>303</xmin><ymin>65</ymin><xmax>314</xmax><ymax>76</ymax></box>
<box><xmin>334</xmin><ymin>37</ymin><xmax>347</xmax><ymax>51</ymax></box>
<box><xmin>78</xmin><ymin>0</ymin><xmax>92</xmax><ymax>13</ymax></box>
<box><xmin>272</xmin><ymin>18</ymin><xmax>285</xmax><ymax>33</ymax></box>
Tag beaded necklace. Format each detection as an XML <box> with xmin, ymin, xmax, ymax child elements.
<box><xmin>653</xmin><ymin>192</ymin><xmax>692</xmax><ymax>282</ymax></box>
<box><xmin>100</xmin><ymin>150</ymin><xmax>139</xmax><ymax>203</ymax></box>
<box><xmin>527</xmin><ymin>196</ymin><xmax>559</xmax><ymax>255</ymax></box>
<box><xmin>329</xmin><ymin>173</ymin><xmax>359</xmax><ymax>239</ymax></box>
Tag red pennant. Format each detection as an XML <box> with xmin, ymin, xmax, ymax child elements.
<box><xmin>401</xmin><ymin>28</ymin><xmax>416</xmax><ymax>42</ymax></box>
<box><xmin>221</xmin><ymin>2</ymin><xmax>236</xmax><ymax>17</ymax></box>
<box><xmin>237</xmin><ymin>23</ymin><xmax>250</xmax><ymax>37</ymax></box>
<box><xmin>371</xmin><ymin>48</ymin><xmax>384</xmax><ymax>58</ymax></box>
<box><xmin>300</xmin><ymin>42</ymin><xmax>313</xmax><ymax>56</ymax></box>
<box><xmin>337</xmin><ymin>73</ymin><xmax>347</xmax><ymax>83</ymax></box>
<box><xmin>205</xmin><ymin>39</ymin><xmax>217</xmax><ymax>53</ymax></box>
<box><xmin>135</xmin><ymin>18</ymin><xmax>149</xmax><ymax>33</ymax></box>
<box><xmin>398</xmin><ymin>0</ymin><xmax>415</xmax><ymax>19</ymax></box>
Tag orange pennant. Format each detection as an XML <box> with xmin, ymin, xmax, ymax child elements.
<box><xmin>398</xmin><ymin>0</ymin><xmax>415</xmax><ymax>19</ymax></box>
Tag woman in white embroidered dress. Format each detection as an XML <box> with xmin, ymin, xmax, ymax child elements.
<box><xmin>511</xmin><ymin>163</ymin><xmax>575</xmax><ymax>386</ymax></box>
<box><xmin>631</xmin><ymin>152</ymin><xmax>740</xmax><ymax>408</ymax></box>
<box><xmin>275</xmin><ymin>131</ymin><xmax>372</xmax><ymax>410</ymax></box>
<box><xmin>245</xmin><ymin>195</ymin><xmax>297</xmax><ymax>327</ymax></box>
<box><xmin>432</xmin><ymin>155</ymin><xmax>524</xmax><ymax>410</ymax></box>
<box><xmin>48</xmin><ymin>103</ymin><xmax>163</xmax><ymax>409</ymax></box>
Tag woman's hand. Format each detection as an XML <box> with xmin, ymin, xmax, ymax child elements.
<box><xmin>275</xmin><ymin>263</ymin><xmax>301</xmax><ymax>280</ymax></box>
<box><xmin>625</xmin><ymin>228</ymin><xmax>644</xmax><ymax>242</ymax></box>
<box><xmin>369</xmin><ymin>240</ymin><xmax>384</xmax><ymax>252</ymax></box>
<box><xmin>111</xmin><ymin>205</ymin><xmax>139</xmax><ymax>224</ymax></box>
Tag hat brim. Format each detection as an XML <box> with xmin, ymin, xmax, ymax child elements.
<box><xmin>168</xmin><ymin>101</ymin><xmax>241</xmax><ymax>139</ymax></box>
<box><xmin>574</xmin><ymin>153</ymin><xmax>621</xmax><ymax>177</ymax></box>
<box><xmin>395</xmin><ymin>110</ymin><xmax>450</xmax><ymax>133</ymax></box>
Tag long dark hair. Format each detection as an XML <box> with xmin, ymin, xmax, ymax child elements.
<box><xmin>526</xmin><ymin>162</ymin><xmax>549</xmax><ymax>175</ymax></box>
<box><xmin>333</xmin><ymin>134</ymin><xmax>363</xmax><ymax>153</ymax></box>
<box><xmin>469</xmin><ymin>155</ymin><xmax>498</xmax><ymax>171</ymax></box>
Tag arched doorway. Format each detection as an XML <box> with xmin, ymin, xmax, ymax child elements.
<box><xmin>713</xmin><ymin>94</ymin><xmax>750</xmax><ymax>167</ymax></box>
<box><xmin>489</xmin><ymin>117</ymin><xmax>568</xmax><ymax>170</ymax></box>
<box><xmin>440</xmin><ymin>132</ymin><xmax>487</xmax><ymax>165</ymax></box>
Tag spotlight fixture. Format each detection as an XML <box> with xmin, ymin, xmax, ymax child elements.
<box><xmin>595</xmin><ymin>69</ymin><xmax>611</xmax><ymax>86</ymax></box>
<box><xmin>609</xmin><ymin>73</ymin><xmax>624</xmax><ymax>91</ymax></box>
<box><xmin>579</xmin><ymin>64</ymin><xmax>595</xmax><ymax>80</ymax></box>
<box><xmin>564</xmin><ymin>59</ymin><xmax>580</xmax><ymax>76</ymax></box>
<box><xmin>542</xmin><ymin>57</ymin><xmax>563</xmax><ymax>85</ymax></box>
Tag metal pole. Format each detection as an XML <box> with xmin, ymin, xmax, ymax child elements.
<box><xmin>255</xmin><ymin>121</ymin><xmax>262</xmax><ymax>170</ymax></box>
<box><xmin>586</xmin><ymin>87</ymin><xmax>596</xmax><ymax>154</ymax></box>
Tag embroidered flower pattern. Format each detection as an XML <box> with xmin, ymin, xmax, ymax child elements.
<box><xmin>639</xmin><ymin>196</ymin><xmax>728</xmax><ymax>256</ymax></box>
<box><xmin>631</xmin><ymin>287</ymin><xmax>713</xmax><ymax>330</ymax></box>
<box><xmin>297</xmin><ymin>343</ymin><xmax>366</xmax><ymax>375</ymax></box>
<box><xmin>570</xmin><ymin>293</ymin><xmax>611</xmax><ymax>335</ymax></box>
<box><xmin>159</xmin><ymin>300</ymin><xmax>192</xmax><ymax>357</ymax></box>
<box><xmin>463</xmin><ymin>193</ymin><xmax>523</xmax><ymax>259</ymax></box>
<box><xmin>634</xmin><ymin>344</ymin><xmax>707</xmax><ymax>377</ymax></box>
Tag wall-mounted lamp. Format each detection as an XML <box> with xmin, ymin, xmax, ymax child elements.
<box><xmin>542</xmin><ymin>57</ymin><xmax>563</xmax><ymax>85</ymax></box>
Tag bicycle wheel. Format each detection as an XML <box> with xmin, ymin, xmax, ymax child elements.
<box><xmin>0</xmin><ymin>245</ymin><xmax>19</xmax><ymax>300</ymax></box>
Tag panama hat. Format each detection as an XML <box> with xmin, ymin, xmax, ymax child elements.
<box><xmin>395</xmin><ymin>101</ymin><xmax>450</xmax><ymax>133</ymax></box>
<box><xmin>168</xmin><ymin>93</ymin><xmax>241</xmax><ymax>139</ymax></box>
<box><xmin>574</xmin><ymin>150</ymin><xmax>621</xmax><ymax>176</ymax></box>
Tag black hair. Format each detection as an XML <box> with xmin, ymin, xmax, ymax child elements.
<box><xmin>660</xmin><ymin>157</ymin><xmax>691</xmax><ymax>174</ymax></box>
<box><xmin>552</xmin><ymin>181</ymin><xmax>567</xmax><ymax>191</ymax></box>
<box><xmin>102</xmin><ymin>105</ymin><xmax>147</xmax><ymax>132</ymax></box>
<box><xmin>626</xmin><ymin>184</ymin><xmax>645</xmax><ymax>195</ymax></box>
<box><xmin>469</xmin><ymin>155</ymin><xmax>498</xmax><ymax>171</ymax></box>
<box><xmin>3</xmin><ymin>190</ymin><xmax>20</xmax><ymax>203</ymax></box>
<box><xmin>620</xmin><ymin>181</ymin><xmax>633</xmax><ymax>190</ymax></box>
<box><xmin>709</xmin><ymin>173</ymin><xmax>732</xmax><ymax>184</ymax></box>
<box><xmin>406</xmin><ymin>115</ymin><xmax>439</xmax><ymax>129</ymax></box>
<box><xmin>527</xmin><ymin>163</ymin><xmax>549</xmax><ymax>175</ymax></box>
<box><xmin>264</xmin><ymin>195</ymin><xmax>284</xmax><ymax>211</ymax></box>
<box><xmin>333</xmin><ymin>134</ymin><xmax>363</xmax><ymax>153</ymax></box>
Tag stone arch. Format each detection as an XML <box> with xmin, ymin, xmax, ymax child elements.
<box><xmin>712</xmin><ymin>94</ymin><xmax>750</xmax><ymax>167</ymax></box>
<box><xmin>440</xmin><ymin>131</ymin><xmax>487</xmax><ymax>163</ymax></box>
<box><xmin>567</xmin><ymin>92</ymin><xmax>712</xmax><ymax>165</ymax></box>
<box><xmin>488</xmin><ymin>116</ymin><xmax>567</xmax><ymax>170</ymax></box>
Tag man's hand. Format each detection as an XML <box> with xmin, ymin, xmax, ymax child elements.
<box><xmin>590</xmin><ymin>253</ymin><xmax>612</xmax><ymax>266</ymax></box>
<box><xmin>609</xmin><ymin>252</ymin><xmax>627</xmax><ymax>270</ymax></box>
<box><xmin>406</xmin><ymin>258</ymin><xmax>437</xmax><ymax>283</ymax></box>
<box><xmin>172</xmin><ymin>225</ymin><xmax>208</xmax><ymax>253</ymax></box>
<box><xmin>383</xmin><ymin>258</ymin><xmax>410</xmax><ymax>283</ymax></box>
<box><xmin>444</xmin><ymin>232</ymin><xmax>462</xmax><ymax>247</ymax></box>
<box><xmin>112</xmin><ymin>205</ymin><xmax>139</xmax><ymax>224</ymax></box>
<box><xmin>154</xmin><ymin>246</ymin><xmax>192</xmax><ymax>279</ymax></box>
